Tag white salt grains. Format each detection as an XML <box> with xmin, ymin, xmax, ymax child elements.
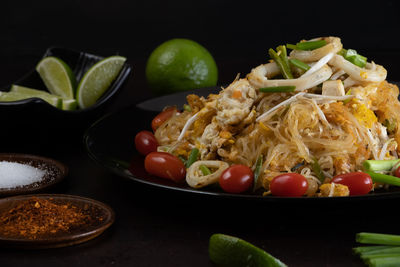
<box><xmin>0</xmin><ymin>161</ymin><xmax>46</xmax><ymax>189</ymax></box>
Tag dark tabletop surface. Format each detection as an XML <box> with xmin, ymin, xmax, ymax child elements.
<box><xmin>2</xmin><ymin>1</ymin><xmax>400</xmax><ymax>266</ymax></box>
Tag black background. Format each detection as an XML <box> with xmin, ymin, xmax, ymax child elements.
<box><xmin>2</xmin><ymin>0</ymin><xmax>400</xmax><ymax>102</ymax></box>
<box><xmin>1</xmin><ymin>0</ymin><xmax>400</xmax><ymax>266</ymax></box>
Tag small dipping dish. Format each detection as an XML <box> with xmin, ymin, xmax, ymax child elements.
<box><xmin>0</xmin><ymin>153</ymin><xmax>68</xmax><ymax>197</ymax></box>
<box><xmin>0</xmin><ymin>194</ymin><xmax>115</xmax><ymax>248</ymax></box>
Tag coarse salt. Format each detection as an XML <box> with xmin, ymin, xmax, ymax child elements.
<box><xmin>0</xmin><ymin>161</ymin><xmax>46</xmax><ymax>189</ymax></box>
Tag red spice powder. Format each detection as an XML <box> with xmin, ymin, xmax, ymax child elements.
<box><xmin>0</xmin><ymin>197</ymin><xmax>103</xmax><ymax>239</ymax></box>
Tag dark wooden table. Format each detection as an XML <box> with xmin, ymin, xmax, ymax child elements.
<box><xmin>1</xmin><ymin>51</ymin><xmax>400</xmax><ymax>267</ymax></box>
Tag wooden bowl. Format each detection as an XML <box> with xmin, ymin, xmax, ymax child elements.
<box><xmin>0</xmin><ymin>194</ymin><xmax>115</xmax><ymax>249</ymax></box>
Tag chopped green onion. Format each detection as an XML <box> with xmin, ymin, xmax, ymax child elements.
<box><xmin>277</xmin><ymin>45</ymin><xmax>290</xmax><ymax>71</ymax></box>
<box><xmin>199</xmin><ymin>165</ymin><xmax>212</xmax><ymax>176</ymax></box>
<box><xmin>178</xmin><ymin>155</ymin><xmax>187</xmax><ymax>165</ymax></box>
<box><xmin>367</xmin><ymin>256</ymin><xmax>400</xmax><ymax>267</ymax></box>
<box><xmin>360</xmin><ymin>246</ymin><xmax>400</xmax><ymax>256</ymax></box>
<box><xmin>363</xmin><ymin>160</ymin><xmax>400</xmax><ymax>172</ymax></box>
<box><xmin>259</xmin><ymin>86</ymin><xmax>296</xmax><ymax>93</ymax></box>
<box><xmin>343</xmin><ymin>89</ymin><xmax>352</xmax><ymax>104</ymax></box>
<box><xmin>183</xmin><ymin>104</ymin><xmax>192</xmax><ymax>112</ymax></box>
<box><xmin>186</xmin><ymin>148</ymin><xmax>199</xmax><ymax>168</ymax></box>
<box><xmin>356</xmin><ymin>233</ymin><xmax>400</xmax><ymax>246</ymax></box>
<box><xmin>253</xmin><ymin>155</ymin><xmax>263</xmax><ymax>192</ymax></box>
<box><xmin>297</xmin><ymin>40</ymin><xmax>327</xmax><ymax>50</ymax></box>
<box><xmin>366</xmin><ymin>171</ymin><xmax>400</xmax><ymax>186</ymax></box>
<box><xmin>311</xmin><ymin>158</ymin><xmax>325</xmax><ymax>183</ymax></box>
<box><xmin>289</xmin><ymin>58</ymin><xmax>310</xmax><ymax>71</ymax></box>
<box><xmin>286</xmin><ymin>43</ymin><xmax>297</xmax><ymax>50</ymax></box>
<box><xmin>383</xmin><ymin>118</ymin><xmax>397</xmax><ymax>133</ymax></box>
<box><xmin>268</xmin><ymin>48</ymin><xmax>293</xmax><ymax>79</ymax></box>
<box><xmin>339</xmin><ymin>48</ymin><xmax>367</xmax><ymax>68</ymax></box>
<box><xmin>287</xmin><ymin>40</ymin><xmax>327</xmax><ymax>51</ymax></box>
<box><xmin>353</xmin><ymin>246</ymin><xmax>395</xmax><ymax>255</ymax></box>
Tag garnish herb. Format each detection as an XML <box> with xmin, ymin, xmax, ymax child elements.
<box><xmin>366</xmin><ymin>171</ymin><xmax>400</xmax><ymax>186</ymax></box>
<box><xmin>383</xmin><ymin>118</ymin><xmax>397</xmax><ymax>133</ymax></box>
<box><xmin>186</xmin><ymin>148</ymin><xmax>199</xmax><ymax>168</ymax></box>
<box><xmin>183</xmin><ymin>104</ymin><xmax>192</xmax><ymax>112</ymax></box>
<box><xmin>311</xmin><ymin>158</ymin><xmax>325</xmax><ymax>183</ymax></box>
<box><xmin>287</xmin><ymin>40</ymin><xmax>327</xmax><ymax>51</ymax></box>
<box><xmin>353</xmin><ymin>245</ymin><xmax>395</xmax><ymax>255</ymax></box>
<box><xmin>289</xmin><ymin>58</ymin><xmax>310</xmax><ymax>71</ymax></box>
<box><xmin>259</xmin><ymin>86</ymin><xmax>296</xmax><ymax>93</ymax></box>
<box><xmin>354</xmin><ymin>232</ymin><xmax>400</xmax><ymax>266</ymax></box>
<box><xmin>339</xmin><ymin>49</ymin><xmax>367</xmax><ymax>68</ymax></box>
<box><xmin>356</xmin><ymin>233</ymin><xmax>400</xmax><ymax>246</ymax></box>
<box><xmin>178</xmin><ymin>155</ymin><xmax>187</xmax><ymax>165</ymax></box>
<box><xmin>200</xmin><ymin>165</ymin><xmax>212</xmax><ymax>176</ymax></box>
<box><xmin>363</xmin><ymin>159</ymin><xmax>400</xmax><ymax>172</ymax></box>
<box><xmin>253</xmin><ymin>155</ymin><xmax>263</xmax><ymax>191</ymax></box>
<box><xmin>268</xmin><ymin>47</ymin><xmax>293</xmax><ymax>79</ymax></box>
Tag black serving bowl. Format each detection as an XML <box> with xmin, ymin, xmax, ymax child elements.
<box><xmin>0</xmin><ymin>47</ymin><xmax>132</xmax><ymax>151</ymax></box>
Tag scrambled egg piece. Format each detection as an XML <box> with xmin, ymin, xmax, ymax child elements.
<box><xmin>348</xmin><ymin>99</ymin><xmax>377</xmax><ymax>128</ymax></box>
<box><xmin>319</xmin><ymin>183</ymin><xmax>349</xmax><ymax>197</ymax></box>
<box><xmin>216</xmin><ymin>78</ymin><xmax>256</xmax><ymax>126</ymax></box>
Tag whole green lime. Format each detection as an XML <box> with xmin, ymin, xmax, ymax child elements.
<box><xmin>146</xmin><ymin>39</ymin><xmax>218</xmax><ymax>95</ymax></box>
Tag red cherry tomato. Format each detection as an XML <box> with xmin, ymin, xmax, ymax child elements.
<box><xmin>135</xmin><ymin>130</ymin><xmax>159</xmax><ymax>156</ymax></box>
<box><xmin>219</xmin><ymin>165</ymin><xmax>254</xmax><ymax>194</ymax></box>
<box><xmin>144</xmin><ymin>152</ymin><xmax>186</xmax><ymax>182</ymax></box>
<box><xmin>151</xmin><ymin>107</ymin><xmax>177</xmax><ymax>132</ymax></box>
<box><xmin>331</xmin><ymin>172</ymin><xmax>373</xmax><ymax>196</ymax></box>
<box><xmin>394</xmin><ymin>166</ymin><xmax>400</xmax><ymax>178</ymax></box>
<box><xmin>270</xmin><ymin>173</ymin><xmax>308</xmax><ymax>197</ymax></box>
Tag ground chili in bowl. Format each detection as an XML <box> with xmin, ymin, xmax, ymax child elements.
<box><xmin>0</xmin><ymin>194</ymin><xmax>114</xmax><ymax>248</ymax></box>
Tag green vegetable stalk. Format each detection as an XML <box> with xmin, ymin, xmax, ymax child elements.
<box><xmin>200</xmin><ymin>165</ymin><xmax>212</xmax><ymax>176</ymax></box>
<box><xmin>259</xmin><ymin>86</ymin><xmax>296</xmax><ymax>93</ymax></box>
<box><xmin>268</xmin><ymin>48</ymin><xmax>293</xmax><ymax>79</ymax></box>
<box><xmin>185</xmin><ymin>148</ymin><xmax>199</xmax><ymax>168</ymax></box>
<box><xmin>363</xmin><ymin>160</ymin><xmax>400</xmax><ymax>172</ymax></box>
<box><xmin>357</xmin><ymin>233</ymin><xmax>400</xmax><ymax>246</ymax></box>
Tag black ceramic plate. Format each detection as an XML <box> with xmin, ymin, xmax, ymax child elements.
<box><xmin>0</xmin><ymin>47</ymin><xmax>132</xmax><ymax>146</ymax></box>
<box><xmin>84</xmin><ymin>87</ymin><xmax>400</xmax><ymax>202</ymax></box>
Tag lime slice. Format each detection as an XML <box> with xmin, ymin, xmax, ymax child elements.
<box><xmin>36</xmin><ymin>56</ymin><xmax>76</xmax><ymax>99</ymax></box>
<box><xmin>0</xmin><ymin>91</ymin><xmax>62</xmax><ymax>108</ymax></box>
<box><xmin>61</xmin><ymin>99</ymin><xmax>78</xmax><ymax>111</ymax></box>
<box><xmin>209</xmin><ymin>234</ymin><xmax>287</xmax><ymax>267</ymax></box>
<box><xmin>76</xmin><ymin>56</ymin><xmax>126</xmax><ymax>109</ymax></box>
<box><xmin>12</xmin><ymin>84</ymin><xmax>77</xmax><ymax>111</ymax></box>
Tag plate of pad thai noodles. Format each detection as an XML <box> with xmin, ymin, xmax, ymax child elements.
<box><xmin>85</xmin><ymin>36</ymin><xmax>400</xmax><ymax>200</ymax></box>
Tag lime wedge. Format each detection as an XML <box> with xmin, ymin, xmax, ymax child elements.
<box><xmin>12</xmin><ymin>84</ymin><xmax>77</xmax><ymax>111</ymax></box>
<box><xmin>76</xmin><ymin>56</ymin><xmax>126</xmax><ymax>109</ymax></box>
<box><xmin>0</xmin><ymin>91</ymin><xmax>62</xmax><ymax>108</ymax></box>
<box><xmin>62</xmin><ymin>99</ymin><xmax>78</xmax><ymax>111</ymax></box>
<box><xmin>36</xmin><ymin>56</ymin><xmax>76</xmax><ymax>99</ymax></box>
<box><xmin>209</xmin><ymin>234</ymin><xmax>287</xmax><ymax>267</ymax></box>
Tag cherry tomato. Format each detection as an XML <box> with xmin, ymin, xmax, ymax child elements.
<box><xmin>394</xmin><ymin>166</ymin><xmax>400</xmax><ymax>178</ymax></box>
<box><xmin>219</xmin><ymin>165</ymin><xmax>254</xmax><ymax>194</ymax></box>
<box><xmin>331</xmin><ymin>172</ymin><xmax>373</xmax><ymax>196</ymax></box>
<box><xmin>135</xmin><ymin>130</ymin><xmax>159</xmax><ymax>156</ymax></box>
<box><xmin>151</xmin><ymin>107</ymin><xmax>177</xmax><ymax>132</ymax></box>
<box><xmin>270</xmin><ymin>173</ymin><xmax>308</xmax><ymax>197</ymax></box>
<box><xmin>144</xmin><ymin>152</ymin><xmax>186</xmax><ymax>182</ymax></box>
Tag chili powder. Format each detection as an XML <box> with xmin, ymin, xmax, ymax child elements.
<box><xmin>0</xmin><ymin>197</ymin><xmax>103</xmax><ymax>239</ymax></box>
